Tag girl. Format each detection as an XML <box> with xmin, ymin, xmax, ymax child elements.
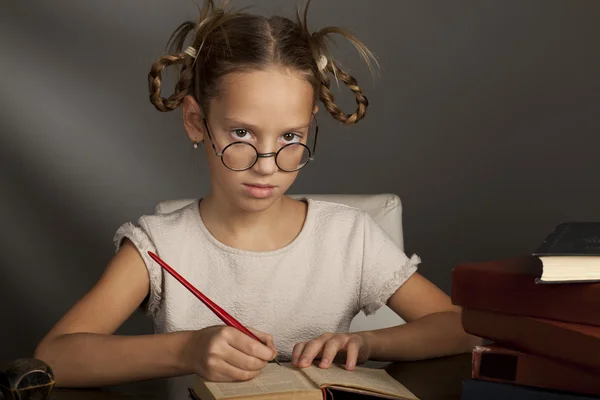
<box><xmin>34</xmin><ymin>0</ymin><xmax>480</xmax><ymax>387</ymax></box>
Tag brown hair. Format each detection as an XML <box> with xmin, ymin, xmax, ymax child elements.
<box><xmin>148</xmin><ymin>0</ymin><xmax>378</xmax><ymax>124</ymax></box>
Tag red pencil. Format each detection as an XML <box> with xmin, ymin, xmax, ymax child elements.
<box><xmin>147</xmin><ymin>251</ymin><xmax>280</xmax><ymax>365</ymax></box>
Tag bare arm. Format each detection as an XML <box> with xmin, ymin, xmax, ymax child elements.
<box><xmin>292</xmin><ymin>272</ymin><xmax>482</xmax><ymax>369</ymax></box>
<box><xmin>33</xmin><ymin>240</ymin><xmax>193</xmax><ymax>387</ymax></box>
<box><xmin>361</xmin><ymin>272</ymin><xmax>483</xmax><ymax>361</ymax></box>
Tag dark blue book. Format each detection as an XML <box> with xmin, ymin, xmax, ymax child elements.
<box><xmin>462</xmin><ymin>379</ymin><xmax>600</xmax><ymax>400</ymax></box>
<box><xmin>533</xmin><ymin>222</ymin><xmax>600</xmax><ymax>283</ymax></box>
<box><xmin>534</xmin><ymin>222</ymin><xmax>600</xmax><ymax>256</ymax></box>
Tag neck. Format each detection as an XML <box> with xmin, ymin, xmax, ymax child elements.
<box><xmin>199</xmin><ymin>192</ymin><xmax>287</xmax><ymax>236</ymax></box>
<box><xmin>198</xmin><ymin>190</ymin><xmax>307</xmax><ymax>252</ymax></box>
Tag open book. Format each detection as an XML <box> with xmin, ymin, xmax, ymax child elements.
<box><xmin>190</xmin><ymin>362</ymin><xmax>418</xmax><ymax>400</ymax></box>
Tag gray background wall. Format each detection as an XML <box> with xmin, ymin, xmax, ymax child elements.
<box><xmin>1</xmin><ymin>0</ymin><xmax>599</xmax><ymax>365</ymax></box>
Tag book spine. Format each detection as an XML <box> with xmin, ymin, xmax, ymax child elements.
<box><xmin>461</xmin><ymin>309</ymin><xmax>600</xmax><ymax>373</ymax></box>
<box><xmin>451</xmin><ymin>259</ymin><xmax>600</xmax><ymax>327</ymax></box>
<box><xmin>472</xmin><ymin>345</ymin><xmax>600</xmax><ymax>396</ymax></box>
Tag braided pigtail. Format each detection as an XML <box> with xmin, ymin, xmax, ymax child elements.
<box><xmin>318</xmin><ymin>57</ymin><xmax>371</xmax><ymax>125</ymax></box>
<box><xmin>148</xmin><ymin>21</ymin><xmax>197</xmax><ymax>112</ymax></box>
<box><xmin>147</xmin><ymin>0</ymin><xmax>239</xmax><ymax>112</ymax></box>
<box><xmin>298</xmin><ymin>0</ymin><xmax>379</xmax><ymax>124</ymax></box>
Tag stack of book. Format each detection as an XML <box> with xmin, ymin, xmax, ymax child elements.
<box><xmin>451</xmin><ymin>222</ymin><xmax>600</xmax><ymax>399</ymax></box>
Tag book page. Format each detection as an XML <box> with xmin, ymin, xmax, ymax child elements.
<box><xmin>203</xmin><ymin>363</ymin><xmax>319</xmax><ymax>399</ymax></box>
<box><xmin>302</xmin><ymin>364</ymin><xmax>418</xmax><ymax>400</ymax></box>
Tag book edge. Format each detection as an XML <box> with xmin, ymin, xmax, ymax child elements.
<box><xmin>325</xmin><ymin>384</ymin><xmax>418</xmax><ymax>400</ymax></box>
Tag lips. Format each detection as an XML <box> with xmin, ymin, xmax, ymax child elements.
<box><xmin>243</xmin><ymin>183</ymin><xmax>276</xmax><ymax>199</ymax></box>
<box><xmin>244</xmin><ymin>183</ymin><xmax>275</xmax><ymax>188</ymax></box>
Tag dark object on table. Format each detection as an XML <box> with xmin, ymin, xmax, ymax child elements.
<box><xmin>0</xmin><ymin>358</ymin><xmax>55</xmax><ymax>400</ymax></box>
<box><xmin>461</xmin><ymin>378</ymin><xmax>599</xmax><ymax>400</ymax></box>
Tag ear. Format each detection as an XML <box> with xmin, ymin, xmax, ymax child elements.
<box><xmin>313</xmin><ymin>104</ymin><xmax>319</xmax><ymax>115</ymax></box>
<box><xmin>182</xmin><ymin>95</ymin><xmax>205</xmax><ymax>144</ymax></box>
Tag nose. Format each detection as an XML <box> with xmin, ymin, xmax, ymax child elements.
<box><xmin>252</xmin><ymin>151</ymin><xmax>278</xmax><ymax>175</ymax></box>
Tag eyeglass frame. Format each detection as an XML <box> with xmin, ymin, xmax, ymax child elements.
<box><xmin>201</xmin><ymin>114</ymin><xmax>319</xmax><ymax>172</ymax></box>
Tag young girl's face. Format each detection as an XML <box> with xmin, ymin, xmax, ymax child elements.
<box><xmin>194</xmin><ymin>67</ymin><xmax>317</xmax><ymax>213</ymax></box>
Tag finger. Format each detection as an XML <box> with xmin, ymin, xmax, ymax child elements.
<box><xmin>226</xmin><ymin>328</ymin><xmax>277</xmax><ymax>362</ymax></box>
<box><xmin>344</xmin><ymin>337</ymin><xmax>361</xmax><ymax>370</ymax></box>
<box><xmin>210</xmin><ymin>357</ymin><xmax>262</xmax><ymax>382</ymax></box>
<box><xmin>248</xmin><ymin>328</ymin><xmax>278</xmax><ymax>356</ymax></box>
<box><xmin>221</xmin><ymin>342</ymin><xmax>269</xmax><ymax>372</ymax></box>
<box><xmin>319</xmin><ymin>337</ymin><xmax>345</xmax><ymax>369</ymax></box>
<box><xmin>298</xmin><ymin>338</ymin><xmax>327</xmax><ymax>368</ymax></box>
<box><xmin>291</xmin><ymin>342</ymin><xmax>306</xmax><ymax>366</ymax></box>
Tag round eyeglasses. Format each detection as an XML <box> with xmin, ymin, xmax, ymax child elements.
<box><xmin>202</xmin><ymin>117</ymin><xmax>319</xmax><ymax>172</ymax></box>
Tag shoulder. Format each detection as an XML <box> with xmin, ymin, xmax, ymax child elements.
<box><xmin>111</xmin><ymin>200</ymin><xmax>200</xmax><ymax>319</ymax></box>
<box><xmin>139</xmin><ymin>199</ymin><xmax>199</xmax><ymax>232</ymax></box>
<box><xmin>307</xmin><ymin>198</ymin><xmax>366</xmax><ymax>220</ymax></box>
<box><xmin>300</xmin><ymin>194</ymin><xmax>402</xmax><ymax>230</ymax></box>
<box><xmin>114</xmin><ymin>199</ymin><xmax>199</xmax><ymax>248</ymax></box>
<box><xmin>303</xmin><ymin>196</ymin><xmax>402</xmax><ymax>250</ymax></box>
<box><xmin>304</xmin><ymin>198</ymin><xmax>369</xmax><ymax>238</ymax></box>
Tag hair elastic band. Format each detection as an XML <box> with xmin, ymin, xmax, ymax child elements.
<box><xmin>184</xmin><ymin>46</ymin><xmax>198</xmax><ymax>59</ymax></box>
<box><xmin>317</xmin><ymin>54</ymin><xmax>328</xmax><ymax>71</ymax></box>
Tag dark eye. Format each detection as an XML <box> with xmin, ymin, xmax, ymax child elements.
<box><xmin>282</xmin><ymin>133</ymin><xmax>297</xmax><ymax>142</ymax></box>
<box><xmin>234</xmin><ymin>129</ymin><xmax>250</xmax><ymax>138</ymax></box>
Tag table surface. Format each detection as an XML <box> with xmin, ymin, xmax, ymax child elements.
<box><xmin>40</xmin><ymin>354</ymin><xmax>471</xmax><ymax>400</ymax></box>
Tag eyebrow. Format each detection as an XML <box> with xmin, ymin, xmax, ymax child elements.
<box><xmin>222</xmin><ymin>117</ymin><xmax>310</xmax><ymax>133</ymax></box>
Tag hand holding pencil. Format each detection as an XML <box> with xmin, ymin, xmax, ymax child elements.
<box><xmin>181</xmin><ymin>324</ymin><xmax>278</xmax><ymax>382</ymax></box>
<box><xmin>147</xmin><ymin>251</ymin><xmax>280</xmax><ymax>381</ymax></box>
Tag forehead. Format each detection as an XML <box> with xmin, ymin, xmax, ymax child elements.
<box><xmin>210</xmin><ymin>67</ymin><xmax>315</xmax><ymax>127</ymax></box>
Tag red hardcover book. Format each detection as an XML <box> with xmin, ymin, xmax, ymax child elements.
<box><xmin>462</xmin><ymin>309</ymin><xmax>600</xmax><ymax>373</ymax></box>
<box><xmin>451</xmin><ymin>256</ymin><xmax>600</xmax><ymax>326</ymax></box>
<box><xmin>472</xmin><ymin>344</ymin><xmax>600</xmax><ymax>397</ymax></box>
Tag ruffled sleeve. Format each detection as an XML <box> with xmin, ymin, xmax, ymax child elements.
<box><xmin>359</xmin><ymin>212</ymin><xmax>420</xmax><ymax>315</ymax></box>
<box><xmin>113</xmin><ymin>217</ymin><xmax>163</xmax><ymax>318</ymax></box>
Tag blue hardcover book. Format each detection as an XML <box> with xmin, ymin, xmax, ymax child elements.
<box><xmin>462</xmin><ymin>379</ymin><xmax>600</xmax><ymax>400</ymax></box>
